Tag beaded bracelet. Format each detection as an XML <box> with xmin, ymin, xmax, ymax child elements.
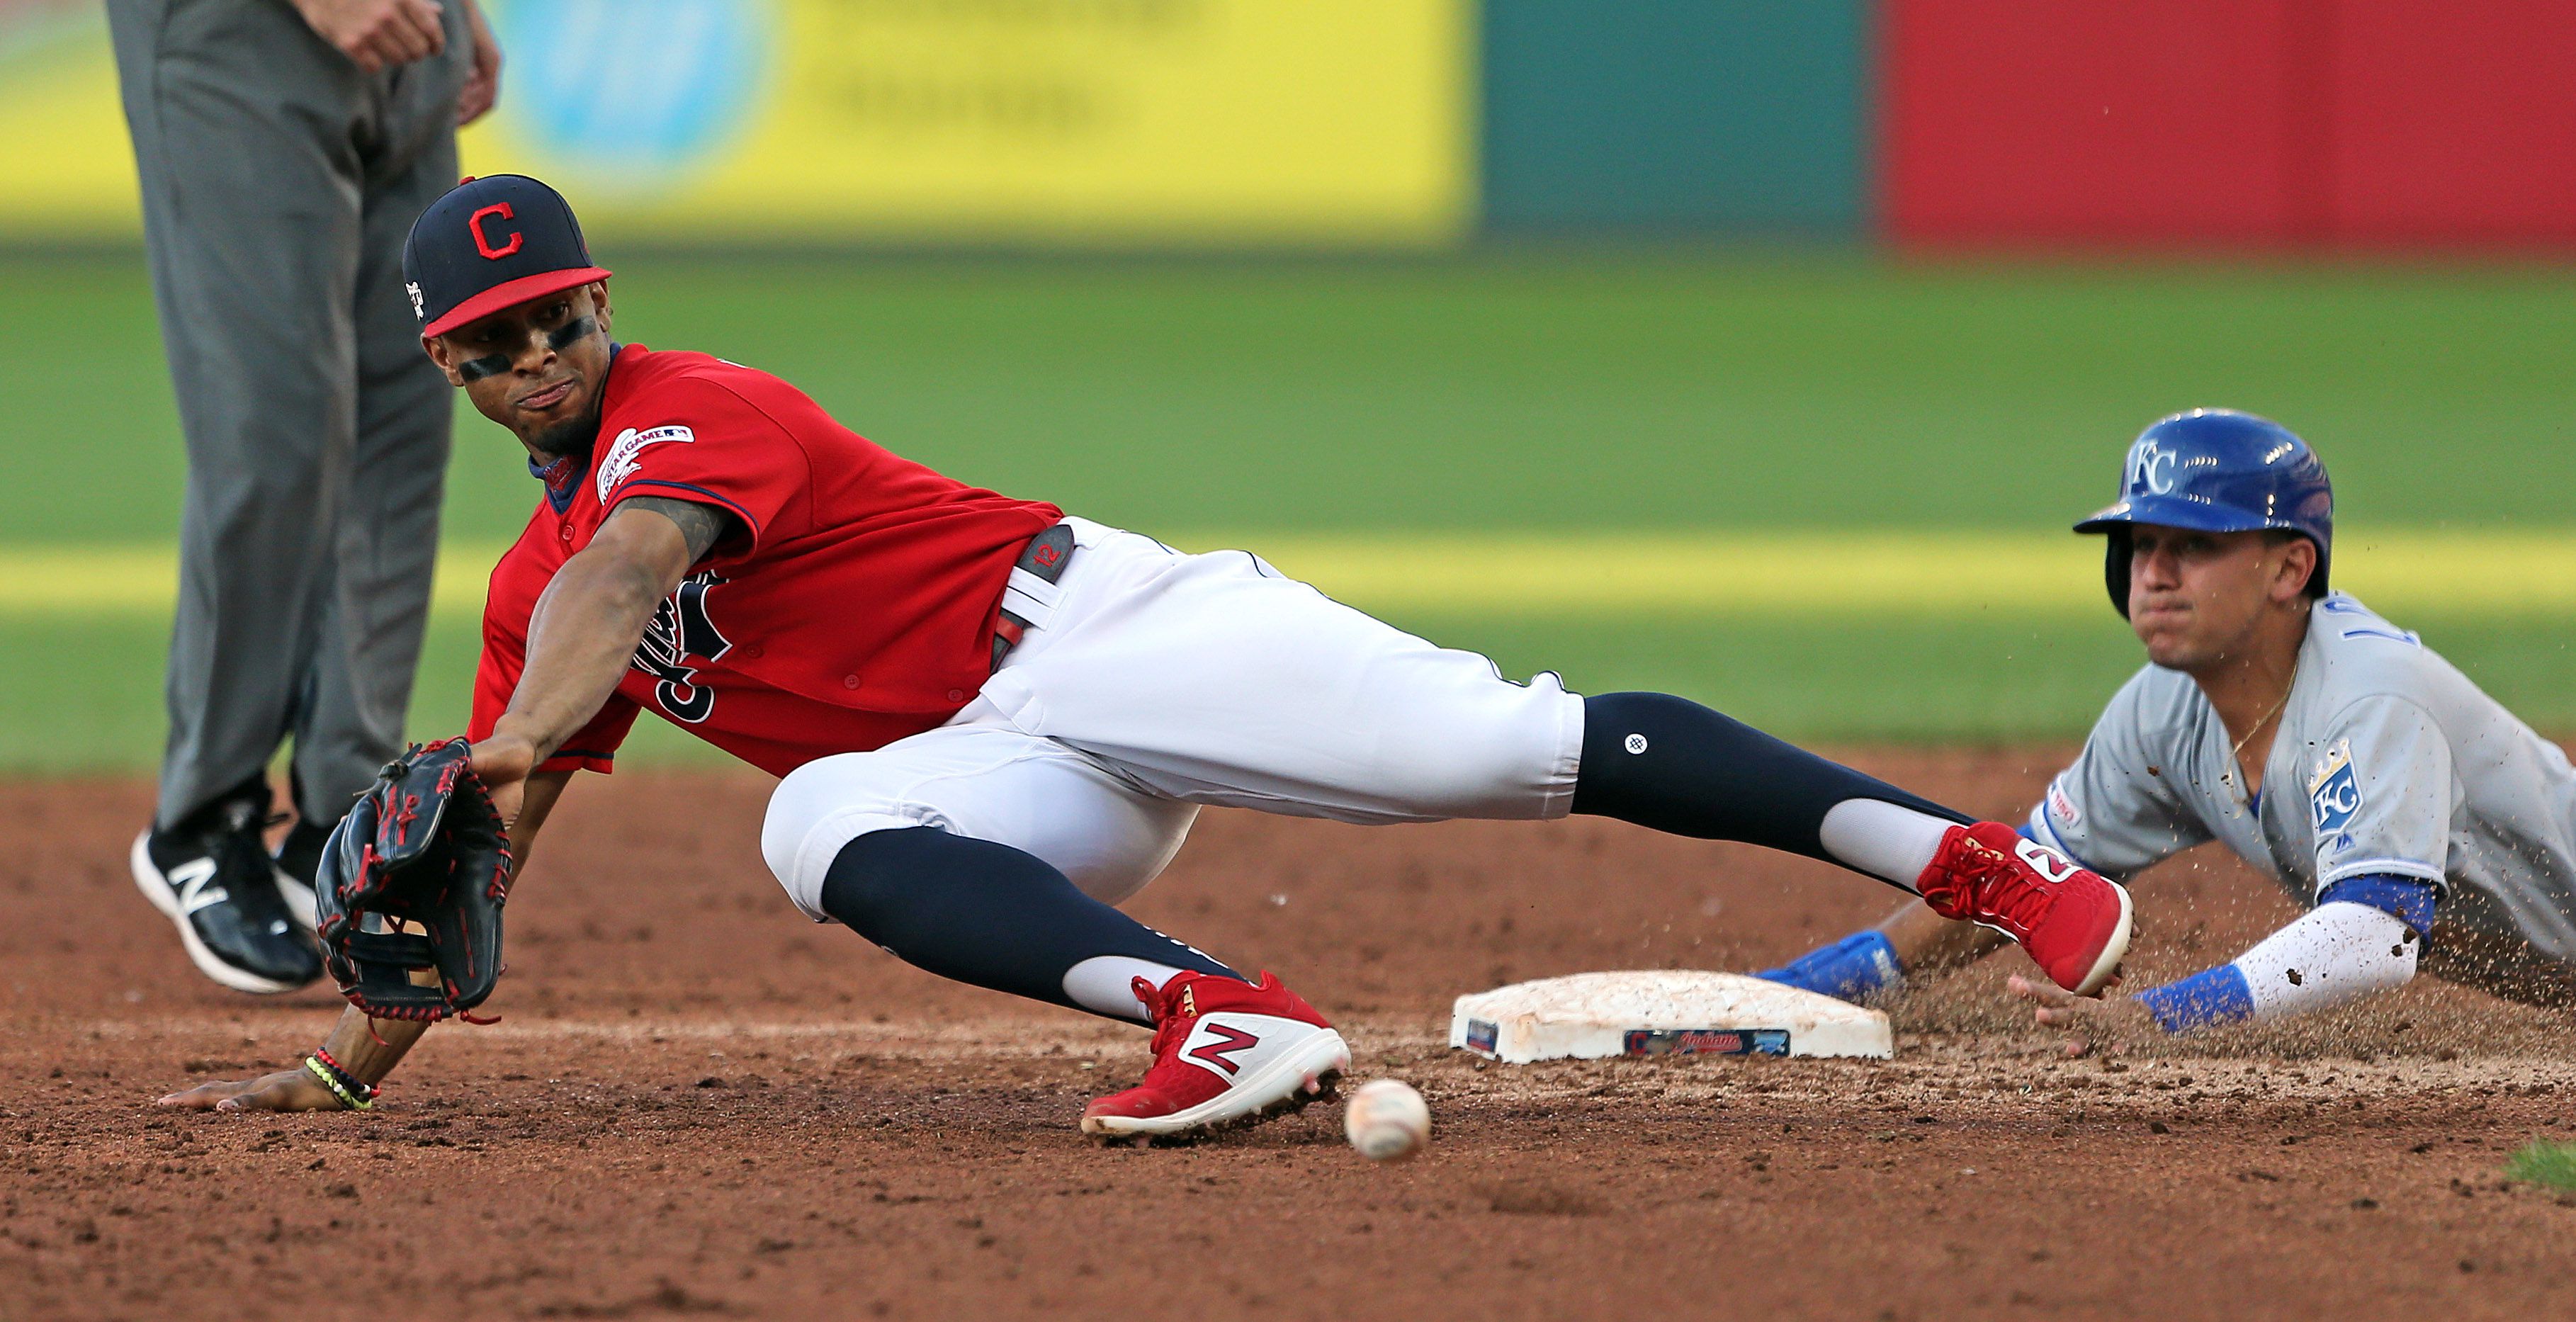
<box><xmin>312</xmin><ymin>1045</ymin><xmax>366</xmax><ymax>1087</ymax></box>
<box><xmin>303</xmin><ymin>1054</ymin><xmax>377</xmax><ymax>1112</ymax></box>
<box><xmin>312</xmin><ymin>1048</ymin><xmax>379</xmax><ymax>1105</ymax></box>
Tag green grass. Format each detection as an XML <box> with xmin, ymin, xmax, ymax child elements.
<box><xmin>21</xmin><ymin>249</ymin><xmax>2576</xmax><ymax>546</ymax></box>
<box><xmin>2504</xmin><ymin>1141</ymin><xmax>2576</xmax><ymax>1194</ymax></box>
<box><xmin>10</xmin><ymin>248</ymin><xmax>2576</xmax><ymax>767</ymax></box>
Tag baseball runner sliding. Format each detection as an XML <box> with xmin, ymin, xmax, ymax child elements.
<box><xmin>166</xmin><ymin>176</ymin><xmax>2133</xmax><ymax>1138</ymax></box>
<box><xmin>1763</xmin><ymin>411</ymin><xmax>2576</xmax><ymax>1042</ymax></box>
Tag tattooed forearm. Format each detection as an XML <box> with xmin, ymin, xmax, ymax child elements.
<box><xmin>616</xmin><ymin>496</ymin><xmax>738</xmax><ymax>565</ymax></box>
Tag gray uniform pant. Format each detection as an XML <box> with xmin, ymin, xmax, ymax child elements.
<box><xmin>108</xmin><ymin>0</ymin><xmax>466</xmax><ymax>829</ymax></box>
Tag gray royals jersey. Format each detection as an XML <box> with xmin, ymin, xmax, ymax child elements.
<box><xmin>2030</xmin><ymin>592</ymin><xmax>2576</xmax><ymax>994</ymax></box>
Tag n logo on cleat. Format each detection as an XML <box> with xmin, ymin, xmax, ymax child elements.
<box><xmin>2013</xmin><ymin>837</ymin><xmax>2079</xmax><ymax>884</ymax></box>
<box><xmin>170</xmin><ymin>859</ymin><xmax>228</xmax><ymax>915</ymax></box>
<box><xmin>1186</xmin><ymin>1023</ymin><xmax>1261</xmax><ymax>1075</ymax></box>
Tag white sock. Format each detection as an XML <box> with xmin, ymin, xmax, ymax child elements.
<box><xmin>1062</xmin><ymin>956</ymin><xmax>1196</xmax><ymax>1022</ymax></box>
<box><xmin>1816</xmin><ymin>799</ymin><xmax>1960</xmax><ymax>892</ymax></box>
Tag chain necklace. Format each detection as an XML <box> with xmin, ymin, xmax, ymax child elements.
<box><xmin>2226</xmin><ymin>680</ymin><xmax>2295</xmax><ymax>796</ymax></box>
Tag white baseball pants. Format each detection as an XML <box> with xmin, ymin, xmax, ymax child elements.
<box><xmin>762</xmin><ymin>518</ymin><xmax>1585</xmax><ymax>920</ymax></box>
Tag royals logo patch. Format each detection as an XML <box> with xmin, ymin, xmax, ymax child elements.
<box><xmin>2308</xmin><ymin>738</ymin><xmax>2362</xmax><ymax>836</ymax></box>
<box><xmin>596</xmin><ymin>424</ymin><xmax>695</xmax><ymax>504</ymax></box>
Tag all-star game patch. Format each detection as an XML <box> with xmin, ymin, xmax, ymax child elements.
<box><xmin>1622</xmin><ymin>1028</ymin><xmax>1790</xmax><ymax>1057</ymax></box>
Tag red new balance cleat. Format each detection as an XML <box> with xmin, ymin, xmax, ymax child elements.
<box><xmin>1080</xmin><ymin>970</ymin><xmax>1351</xmax><ymax>1142</ymax></box>
<box><xmin>1916</xmin><ymin>822</ymin><xmax>2132</xmax><ymax>996</ymax></box>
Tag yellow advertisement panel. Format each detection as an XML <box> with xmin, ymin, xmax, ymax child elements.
<box><xmin>0</xmin><ymin>1</ymin><xmax>145</xmax><ymax>238</ymax></box>
<box><xmin>0</xmin><ymin>0</ymin><xmax>1473</xmax><ymax>247</ymax></box>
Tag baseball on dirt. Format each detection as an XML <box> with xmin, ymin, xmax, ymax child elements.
<box><xmin>1343</xmin><ymin>1079</ymin><xmax>1431</xmax><ymax>1163</ymax></box>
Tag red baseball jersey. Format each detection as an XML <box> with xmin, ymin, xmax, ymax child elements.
<box><xmin>470</xmin><ymin>344</ymin><xmax>1062</xmax><ymax>776</ymax></box>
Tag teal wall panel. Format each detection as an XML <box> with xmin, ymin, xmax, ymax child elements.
<box><xmin>1481</xmin><ymin>0</ymin><xmax>1871</xmax><ymax>234</ymax></box>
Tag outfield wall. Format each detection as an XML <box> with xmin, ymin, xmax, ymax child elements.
<box><xmin>0</xmin><ymin>0</ymin><xmax>1475</xmax><ymax>247</ymax></box>
<box><xmin>1882</xmin><ymin>1</ymin><xmax>2576</xmax><ymax>248</ymax></box>
<box><xmin>1478</xmin><ymin>0</ymin><xmax>1869</xmax><ymax>235</ymax></box>
<box><xmin>5</xmin><ymin>0</ymin><xmax>2573</xmax><ymax>249</ymax></box>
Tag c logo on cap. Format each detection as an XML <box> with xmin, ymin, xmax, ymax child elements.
<box><xmin>469</xmin><ymin>203</ymin><xmax>523</xmax><ymax>260</ymax></box>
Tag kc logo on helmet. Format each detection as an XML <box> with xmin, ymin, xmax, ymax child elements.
<box><xmin>469</xmin><ymin>202</ymin><xmax>523</xmax><ymax>260</ymax></box>
<box><xmin>2130</xmin><ymin>439</ymin><xmax>2179</xmax><ymax>495</ymax></box>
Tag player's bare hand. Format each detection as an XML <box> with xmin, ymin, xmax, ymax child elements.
<box><xmin>470</xmin><ymin>730</ymin><xmax>538</xmax><ymax>825</ymax></box>
<box><xmin>293</xmin><ymin>0</ymin><xmax>448</xmax><ymax>74</ymax></box>
<box><xmin>2006</xmin><ymin>972</ymin><xmax>2154</xmax><ymax>1057</ymax></box>
<box><xmin>455</xmin><ymin>0</ymin><xmax>502</xmax><ymax>126</ymax></box>
<box><xmin>158</xmin><ymin>1068</ymin><xmax>346</xmax><ymax>1113</ymax></box>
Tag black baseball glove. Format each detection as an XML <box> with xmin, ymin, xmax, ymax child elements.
<box><xmin>315</xmin><ymin>738</ymin><xmax>514</xmax><ymax>1022</ymax></box>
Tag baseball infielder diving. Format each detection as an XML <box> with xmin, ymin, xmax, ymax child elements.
<box><xmin>164</xmin><ymin>176</ymin><xmax>2133</xmax><ymax>1136</ymax></box>
<box><xmin>1763</xmin><ymin>409</ymin><xmax>2576</xmax><ymax>1041</ymax></box>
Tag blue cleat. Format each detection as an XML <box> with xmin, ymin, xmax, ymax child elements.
<box><xmin>1756</xmin><ymin>930</ymin><xmax>1903</xmax><ymax>1003</ymax></box>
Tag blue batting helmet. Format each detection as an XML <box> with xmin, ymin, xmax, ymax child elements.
<box><xmin>2075</xmin><ymin>409</ymin><xmax>2333</xmax><ymax>618</ymax></box>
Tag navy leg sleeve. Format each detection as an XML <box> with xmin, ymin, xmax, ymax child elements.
<box><xmin>818</xmin><ymin>827</ymin><xmax>1236</xmax><ymax>1020</ymax></box>
<box><xmin>1570</xmin><ymin>691</ymin><xmax>1970</xmax><ymax>862</ymax></box>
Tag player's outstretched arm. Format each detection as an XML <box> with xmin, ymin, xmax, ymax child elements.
<box><xmin>473</xmin><ymin>497</ymin><xmax>728</xmax><ymax>818</ymax></box>
<box><xmin>2011</xmin><ymin>876</ymin><xmax>2436</xmax><ymax>1053</ymax></box>
<box><xmin>157</xmin><ymin>1006</ymin><xmax>438</xmax><ymax>1112</ymax></box>
<box><xmin>157</xmin><ymin>771</ymin><xmax>575</xmax><ymax>1112</ymax></box>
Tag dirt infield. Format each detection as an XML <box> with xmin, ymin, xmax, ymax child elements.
<box><xmin>4</xmin><ymin>751</ymin><xmax>2572</xmax><ymax>1321</ymax></box>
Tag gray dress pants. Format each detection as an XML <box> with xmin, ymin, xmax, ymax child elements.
<box><xmin>108</xmin><ymin>0</ymin><xmax>467</xmax><ymax>829</ymax></box>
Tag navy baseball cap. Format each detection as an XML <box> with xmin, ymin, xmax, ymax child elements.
<box><xmin>402</xmin><ymin>174</ymin><xmax>612</xmax><ymax>340</ymax></box>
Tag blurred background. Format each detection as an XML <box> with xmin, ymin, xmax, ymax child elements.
<box><xmin>4</xmin><ymin>0</ymin><xmax>2573</xmax><ymax>770</ymax></box>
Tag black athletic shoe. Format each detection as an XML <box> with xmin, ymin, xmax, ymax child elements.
<box><xmin>130</xmin><ymin>786</ymin><xmax>323</xmax><ymax>994</ymax></box>
<box><xmin>271</xmin><ymin>818</ymin><xmax>332</xmax><ymax>934</ymax></box>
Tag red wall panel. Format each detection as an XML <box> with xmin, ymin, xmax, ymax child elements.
<box><xmin>1885</xmin><ymin>1</ymin><xmax>2576</xmax><ymax>247</ymax></box>
<box><xmin>2329</xmin><ymin>1</ymin><xmax>2576</xmax><ymax>244</ymax></box>
<box><xmin>1884</xmin><ymin>1</ymin><xmax>2313</xmax><ymax>244</ymax></box>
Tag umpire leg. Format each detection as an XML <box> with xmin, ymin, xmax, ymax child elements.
<box><xmin>110</xmin><ymin>0</ymin><xmax>466</xmax><ymax>832</ymax></box>
<box><xmin>111</xmin><ymin>0</ymin><xmax>367</xmax><ymax>830</ymax></box>
<box><xmin>108</xmin><ymin>0</ymin><xmax>464</xmax><ymax>990</ymax></box>
<box><xmin>293</xmin><ymin>56</ymin><xmax>463</xmax><ymax>826</ymax></box>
